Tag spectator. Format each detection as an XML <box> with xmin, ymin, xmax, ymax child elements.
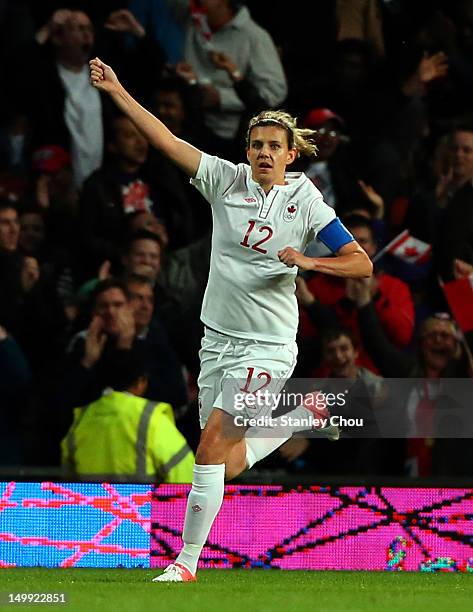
<box><xmin>61</xmin><ymin>348</ymin><xmax>194</xmax><ymax>482</ymax></box>
<box><xmin>0</xmin><ymin>200</ymin><xmax>20</xmax><ymax>253</ymax></box>
<box><xmin>129</xmin><ymin>0</ymin><xmax>185</xmax><ymax>64</ymax></box>
<box><xmin>360</xmin><ymin>311</ymin><xmax>469</xmax><ymax>379</ymax></box>
<box><xmin>412</xmin><ymin>8</ymin><xmax>473</xmax><ymax>124</ymax></box>
<box><xmin>149</xmin><ymin>76</ymin><xmax>205</xmax><ymax>145</ymax></box>
<box><xmin>149</xmin><ymin>75</ymin><xmax>212</xmax><ymax>237</ymax></box>
<box><xmin>18</xmin><ymin>208</ymin><xmax>46</xmax><ymax>257</ymax></box>
<box><xmin>12</xmin><ymin>8</ymin><xmax>162</xmax><ymax>186</ymax></box>
<box><xmin>29</xmin><ymin>145</ymin><xmax>80</xmax><ymax>300</ymax></box>
<box><xmin>336</xmin><ymin>0</ymin><xmax>385</xmax><ymax>59</ymax></box>
<box><xmin>435</xmin><ymin>125</ymin><xmax>473</xmax><ymax>279</ymax></box>
<box><xmin>0</xmin><ymin>324</ymin><xmax>31</xmax><ymax>465</ymax></box>
<box><xmin>124</xmin><ymin>273</ymin><xmax>188</xmax><ymax>410</ymax></box>
<box><xmin>78</xmin><ymin>227</ymin><xmax>209</xmax><ymax>377</ymax></box>
<box><xmin>298</xmin><ymin>108</ymin><xmax>377</xmax><ymax>259</ymax></box>
<box><xmin>122</xmin><ymin>229</ymin><xmax>163</xmax><ymax>281</ymax></box>
<box><xmin>176</xmin><ymin>0</ymin><xmax>287</xmax><ymax>158</ymax></box>
<box><xmin>17</xmin><ymin>9</ymin><xmax>104</xmax><ymax>186</ymax></box>
<box><xmin>0</xmin><ymin>109</ymin><xmax>30</xmax><ymax>176</ymax></box>
<box><xmin>0</xmin><ymin>201</ymin><xmax>63</xmax><ymax>367</ymax></box>
<box><xmin>298</xmin><ymin>215</ymin><xmax>414</xmax><ymax>374</ymax></box>
<box><xmin>78</xmin><ymin>113</ymin><xmax>193</xmax><ymax>277</ymax></box>
<box><xmin>100</xmin><ymin>8</ymin><xmax>165</xmax><ymax>101</ymax></box>
<box><xmin>31</xmin><ymin>144</ymin><xmax>77</xmax><ymax>218</ymax></box>
<box><xmin>54</xmin><ymin>278</ymin><xmax>138</xmax><ymax>419</ymax></box>
<box><xmin>58</xmin><ymin>276</ymin><xmax>187</xmax><ymax>414</ymax></box>
<box><xmin>119</xmin><ymin>228</ymin><xmax>209</xmax><ymax>377</ymax></box>
<box><xmin>358</xmin><ymin>307</ymin><xmax>473</xmax><ymax>476</ymax></box>
<box><xmin>294</xmin><ymin>40</ymin><xmax>447</xmax><ymax>210</ymax></box>
<box><xmin>279</xmin><ymin>327</ymin><xmax>393</xmax><ymax>476</ymax></box>
<box><xmin>300</xmin><ymin>108</ymin><xmax>354</xmax><ymax>211</ymax></box>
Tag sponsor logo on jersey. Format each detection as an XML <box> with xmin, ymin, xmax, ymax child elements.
<box><xmin>192</xmin><ymin>504</ymin><xmax>202</xmax><ymax>513</ymax></box>
<box><xmin>244</xmin><ymin>197</ymin><xmax>257</xmax><ymax>203</ymax></box>
<box><xmin>283</xmin><ymin>203</ymin><xmax>298</xmax><ymax>222</ymax></box>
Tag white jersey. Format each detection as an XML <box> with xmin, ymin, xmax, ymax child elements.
<box><xmin>191</xmin><ymin>153</ymin><xmax>336</xmax><ymax>343</ymax></box>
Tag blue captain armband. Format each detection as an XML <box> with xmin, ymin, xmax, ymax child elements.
<box><xmin>317</xmin><ymin>217</ymin><xmax>354</xmax><ymax>253</ymax></box>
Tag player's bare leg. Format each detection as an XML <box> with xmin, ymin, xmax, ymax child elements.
<box><xmin>153</xmin><ymin>408</ymin><xmax>245</xmax><ymax>582</ymax></box>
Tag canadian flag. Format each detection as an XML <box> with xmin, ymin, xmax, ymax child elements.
<box><xmin>374</xmin><ymin>230</ymin><xmax>431</xmax><ymax>265</ymax></box>
<box><xmin>441</xmin><ymin>275</ymin><xmax>473</xmax><ymax>332</ymax></box>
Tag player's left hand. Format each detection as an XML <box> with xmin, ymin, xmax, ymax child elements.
<box><xmin>278</xmin><ymin>247</ymin><xmax>313</xmax><ymax>271</ymax></box>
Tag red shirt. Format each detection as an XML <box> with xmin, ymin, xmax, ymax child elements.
<box><xmin>300</xmin><ymin>272</ymin><xmax>415</xmax><ymax>374</ymax></box>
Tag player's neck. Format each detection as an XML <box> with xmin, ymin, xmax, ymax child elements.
<box><xmin>257</xmin><ymin>178</ymin><xmax>286</xmax><ymax>195</ymax></box>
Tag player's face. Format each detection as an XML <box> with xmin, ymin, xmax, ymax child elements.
<box><xmin>247</xmin><ymin>126</ymin><xmax>297</xmax><ymax>190</ymax></box>
<box><xmin>323</xmin><ymin>335</ymin><xmax>359</xmax><ymax>378</ymax></box>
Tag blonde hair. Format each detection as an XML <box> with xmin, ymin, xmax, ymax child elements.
<box><xmin>246</xmin><ymin>110</ymin><xmax>318</xmax><ymax>157</ymax></box>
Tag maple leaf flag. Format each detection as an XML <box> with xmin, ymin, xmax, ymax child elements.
<box><xmin>441</xmin><ymin>274</ymin><xmax>473</xmax><ymax>332</ymax></box>
<box><xmin>373</xmin><ymin>229</ymin><xmax>432</xmax><ymax>265</ymax></box>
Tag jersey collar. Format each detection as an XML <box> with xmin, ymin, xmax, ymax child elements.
<box><xmin>246</xmin><ymin>168</ymin><xmax>306</xmax><ymax>195</ymax></box>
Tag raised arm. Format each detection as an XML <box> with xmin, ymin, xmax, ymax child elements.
<box><xmin>89</xmin><ymin>58</ymin><xmax>202</xmax><ymax>177</ymax></box>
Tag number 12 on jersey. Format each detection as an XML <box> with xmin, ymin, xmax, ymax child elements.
<box><xmin>240</xmin><ymin>220</ymin><xmax>273</xmax><ymax>254</ymax></box>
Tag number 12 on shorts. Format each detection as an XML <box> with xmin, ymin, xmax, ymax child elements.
<box><xmin>240</xmin><ymin>367</ymin><xmax>272</xmax><ymax>393</ymax></box>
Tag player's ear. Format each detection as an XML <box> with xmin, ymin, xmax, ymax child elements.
<box><xmin>246</xmin><ymin>148</ymin><xmax>251</xmax><ymax>162</ymax></box>
<box><xmin>286</xmin><ymin>148</ymin><xmax>298</xmax><ymax>166</ymax></box>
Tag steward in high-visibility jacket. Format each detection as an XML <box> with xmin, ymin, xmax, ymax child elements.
<box><xmin>61</xmin><ymin>389</ymin><xmax>194</xmax><ymax>483</ymax></box>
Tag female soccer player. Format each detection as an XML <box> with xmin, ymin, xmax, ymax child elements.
<box><xmin>90</xmin><ymin>57</ymin><xmax>372</xmax><ymax>582</ymax></box>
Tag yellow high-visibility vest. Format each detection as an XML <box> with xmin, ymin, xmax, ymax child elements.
<box><xmin>61</xmin><ymin>391</ymin><xmax>194</xmax><ymax>483</ymax></box>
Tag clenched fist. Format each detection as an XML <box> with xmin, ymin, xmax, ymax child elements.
<box><xmin>278</xmin><ymin>247</ymin><xmax>314</xmax><ymax>271</ymax></box>
<box><xmin>89</xmin><ymin>58</ymin><xmax>120</xmax><ymax>94</ymax></box>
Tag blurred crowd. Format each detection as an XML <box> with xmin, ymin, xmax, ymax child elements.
<box><xmin>1</xmin><ymin>0</ymin><xmax>473</xmax><ymax>481</ymax></box>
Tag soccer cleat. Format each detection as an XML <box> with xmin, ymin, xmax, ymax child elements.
<box><xmin>303</xmin><ymin>391</ymin><xmax>340</xmax><ymax>441</ymax></box>
<box><xmin>152</xmin><ymin>563</ymin><xmax>197</xmax><ymax>583</ymax></box>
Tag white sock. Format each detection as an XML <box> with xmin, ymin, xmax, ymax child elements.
<box><xmin>245</xmin><ymin>435</ymin><xmax>290</xmax><ymax>469</ymax></box>
<box><xmin>175</xmin><ymin>463</ymin><xmax>225</xmax><ymax>575</ymax></box>
<box><xmin>244</xmin><ymin>404</ymin><xmax>327</xmax><ymax>469</ymax></box>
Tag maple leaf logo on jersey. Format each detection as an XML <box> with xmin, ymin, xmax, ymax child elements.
<box><xmin>283</xmin><ymin>203</ymin><xmax>298</xmax><ymax>222</ymax></box>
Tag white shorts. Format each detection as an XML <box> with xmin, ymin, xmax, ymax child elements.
<box><xmin>197</xmin><ymin>327</ymin><xmax>298</xmax><ymax>429</ymax></box>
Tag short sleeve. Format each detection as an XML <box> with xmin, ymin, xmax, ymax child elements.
<box><xmin>190</xmin><ymin>152</ymin><xmax>238</xmax><ymax>205</ymax></box>
<box><xmin>308</xmin><ymin>195</ymin><xmax>337</xmax><ymax>238</ymax></box>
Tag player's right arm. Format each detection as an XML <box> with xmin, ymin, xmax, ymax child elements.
<box><xmin>89</xmin><ymin>57</ymin><xmax>202</xmax><ymax>178</ymax></box>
